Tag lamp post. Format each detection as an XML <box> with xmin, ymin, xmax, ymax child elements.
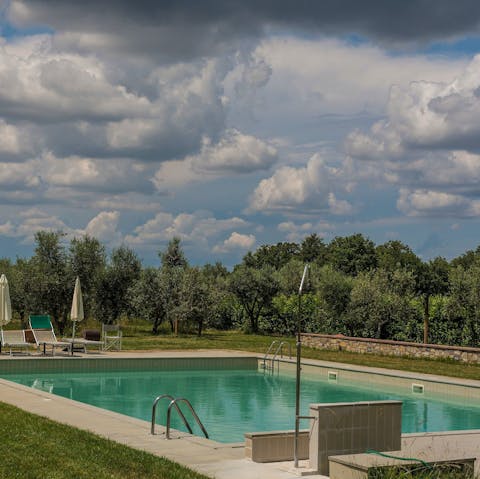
<box><xmin>294</xmin><ymin>264</ymin><xmax>309</xmax><ymax>468</ymax></box>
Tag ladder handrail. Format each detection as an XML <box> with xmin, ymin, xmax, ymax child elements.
<box><xmin>151</xmin><ymin>394</ymin><xmax>193</xmax><ymax>435</ymax></box>
<box><xmin>262</xmin><ymin>340</ymin><xmax>278</xmax><ymax>368</ymax></box>
<box><xmin>272</xmin><ymin>341</ymin><xmax>292</xmax><ymax>362</ymax></box>
<box><xmin>270</xmin><ymin>341</ymin><xmax>292</xmax><ymax>371</ymax></box>
<box><xmin>166</xmin><ymin>398</ymin><xmax>209</xmax><ymax>439</ymax></box>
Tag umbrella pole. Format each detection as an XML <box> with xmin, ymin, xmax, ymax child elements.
<box><xmin>71</xmin><ymin>322</ymin><xmax>76</xmax><ymax>356</ymax></box>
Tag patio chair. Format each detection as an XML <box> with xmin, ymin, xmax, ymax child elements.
<box><xmin>1</xmin><ymin>330</ymin><xmax>31</xmax><ymax>355</ymax></box>
<box><xmin>28</xmin><ymin>315</ymin><xmax>72</xmax><ymax>356</ymax></box>
<box><xmin>102</xmin><ymin>324</ymin><xmax>122</xmax><ymax>351</ymax></box>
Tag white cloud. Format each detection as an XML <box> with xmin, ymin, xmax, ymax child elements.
<box><xmin>84</xmin><ymin>211</ymin><xmax>121</xmax><ymax>243</ymax></box>
<box><xmin>249</xmin><ymin>37</ymin><xmax>465</xmax><ymax>119</ymax></box>
<box><xmin>277</xmin><ymin>220</ymin><xmax>331</xmax><ymax>242</ymax></box>
<box><xmin>248</xmin><ymin>154</ymin><xmax>351</xmax><ymax>214</ymax></box>
<box><xmin>397</xmin><ymin>188</ymin><xmax>480</xmax><ymax>217</ymax></box>
<box><xmin>0</xmin><ymin>36</ymin><xmax>150</xmax><ymax>122</ymax></box>
<box><xmin>347</xmin><ymin>54</ymin><xmax>480</xmax><ymax>156</ymax></box>
<box><xmin>0</xmin><ymin>209</ymin><xmax>123</xmax><ymax>245</ymax></box>
<box><xmin>343</xmin><ymin>55</ymin><xmax>480</xmax><ymax>220</ymax></box>
<box><xmin>153</xmin><ymin>129</ymin><xmax>277</xmax><ymax>189</ymax></box>
<box><xmin>125</xmin><ymin>210</ymin><xmax>249</xmax><ymax>247</ymax></box>
<box><xmin>213</xmin><ymin>232</ymin><xmax>256</xmax><ymax>253</ymax></box>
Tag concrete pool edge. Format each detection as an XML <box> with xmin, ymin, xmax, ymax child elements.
<box><xmin>0</xmin><ymin>350</ymin><xmax>480</xmax><ymax>478</ymax></box>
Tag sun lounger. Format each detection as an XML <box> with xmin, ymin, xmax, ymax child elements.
<box><xmin>1</xmin><ymin>330</ymin><xmax>31</xmax><ymax>355</ymax></box>
<box><xmin>63</xmin><ymin>329</ymin><xmax>103</xmax><ymax>353</ymax></box>
<box><xmin>29</xmin><ymin>315</ymin><xmax>72</xmax><ymax>356</ymax></box>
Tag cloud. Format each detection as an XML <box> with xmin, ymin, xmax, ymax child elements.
<box><xmin>9</xmin><ymin>0</ymin><xmax>480</xmax><ymax>63</ymax></box>
<box><xmin>0</xmin><ymin>208</ymin><xmax>124</xmax><ymax>245</ymax></box>
<box><xmin>397</xmin><ymin>188</ymin><xmax>480</xmax><ymax>217</ymax></box>
<box><xmin>251</xmin><ymin>37</ymin><xmax>464</xmax><ymax>119</ymax></box>
<box><xmin>213</xmin><ymin>232</ymin><xmax>256</xmax><ymax>253</ymax></box>
<box><xmin>343</xmin><ymin>55</ymin><xmax>480</xmax><ymax>220</ymax></box>
<box><xmin>84</xmin><ymin>210</ymin><xmax>121</xmax><ymax>243</ymax></box>
<box><xmin>153</xmin><ymin>129</ymin><xmax>278</xmax><ymax>188</ymax></box>
<box><xmin>0</xmin><ymin>36</ymin><xmax>230</xmax><ymax>162</ymax></box>
<box><xmin>0</xmin><ymin>37</ymin><xmax>150</xmax><ymax>123</ymax></box>
<box><xmin>277</xmin><ymin>220</ymin><xmax>332</xmax><ymax>242</ymax></box>
<box><xmin>346</xmin><ymin>55</ymin><xmax>480</xmax><ymax>157</ymax></box>
<box><xmin>0</xmin><ymin>208</ymin><xmax>78</xmax><ymax>242</ymax></box>
<box><xmin>125</xmin><ymin>210</ymin><xmax>249</xmax><ymax>248</ymax></box>
<box><xmin>248</xmin><ymin>154</ymin><xmax>352</xmax><ymax>214</ymax></box>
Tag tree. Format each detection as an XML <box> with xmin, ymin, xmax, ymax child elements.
<box><xmin>446</xmin><ymin>263</ymin><xmax>480</xmax><ymax>346</ymax></box>
<box><xmin>376</xmin><ymin>240</ymin><xmax>421</xmax><ymax>272</ymax></box>
<box><xmin>229</xmin><ymin>265</ymin><xmax>279</xmax><ymax>333</ymax></box>
<box><xmin>314</xmin><ymin>265</ymin><xmax>354</xmax><ymax>334</ymax></box>
<box><xmin>348</xmin><ymin>269</ymin><xmax>420</xmax><ymax>340</ymax></box>
<box><xmin>129</xmin><ymin>267</ymin><xmax>165</xmax><ymax>334</ymax></box>
<box><xmin>30</xmin><ymin>231</ymin><xmax>71</xmax><ymax>333</ymax></box>
<box><xmin>69</xmin><ymin>235</ymin><xmax>106</xmax><ymax>319</ymax></box>
<box><xmin>95</xmin><ymin>245</ymin><xmax>141</xmax><ymax>324</ymax></box>
<box><xmin>300</xmin><ymin>234</ymin><xmax>327</xmax><ymax>265</ymax></box>
<box><xmin>327</xmin><ymin>233</ymin><xmax>377</xmax><ymax>276</ymax></box>
<box><xmin>159</xmin><ymin>238</ymin><xmax>188</xmax><ymax>334</ymax></box>
<box><xmin>243</xmin><ymin>242</ymin><xmax>299</xmax><ymax>269</ymax></box>
<box><xmin>416</xmin><ymin>257</ymin><xmax>450</xmax><ymax>343</ymax></box>
<box><xmin>160</xmin><ymin>237</ymin><xmax>188</xmax><ymax>269</ymax></box>
<box><xmin>178</xmin><ymin>267</ymin><xmax>213</xmax><ymax>336</ymax></box>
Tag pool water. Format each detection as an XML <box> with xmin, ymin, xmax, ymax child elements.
<box><xmin>3</xmin><ymin>368</ymin><xmax>480</xmax><ymax>443</ymax></box>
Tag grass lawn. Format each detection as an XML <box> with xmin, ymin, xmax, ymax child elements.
<box><xmin>119</xmin><ymin>322</ymin><xmax>480</xmax><ymax>381</ymax></box>
<box><xmin>0</xmin><ymin>401</ymin><xmax>208</xmax><ymax>479</ymax></box>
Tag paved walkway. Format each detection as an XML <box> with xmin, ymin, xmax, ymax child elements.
<box><xmin>0</xmin><ymin>350</ymin><xmax>479</xmax><ymax>478</ymax></box>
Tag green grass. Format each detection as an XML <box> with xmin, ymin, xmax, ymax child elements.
<box><xmin>369</xmin><ymin>463</ymin><xmax>474</xmax><ymax>478</ymax></box>
<box><xmin>0</xmin><ymin>401</ymin><xmax>208</xmax><ymax>479</ymax></box>
<box><xmin>117</xmin><ymin>321</ymin><xmax>480</xmax><ymax>381</ymax></box>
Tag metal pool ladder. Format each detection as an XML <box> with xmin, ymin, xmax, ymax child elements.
<box><xmin>151</xmin><ymin>394</ymin><xmax>209</xmax><ymax>439</ymax></box>
<box><xmin>262</xmin><ymin>340</ymin><xmax>292</xmax><ymax>371</ymax></box>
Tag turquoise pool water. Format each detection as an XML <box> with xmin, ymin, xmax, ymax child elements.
<box><xmin>3</xmin><ymin>367</ymin><xmax>480</xmax><ymax>443</ymax></box>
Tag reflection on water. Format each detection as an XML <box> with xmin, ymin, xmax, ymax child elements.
<box><xmin>2</xmin><ymin>369</ymin><xmax>480</xmax><ymax>443</ymax></box>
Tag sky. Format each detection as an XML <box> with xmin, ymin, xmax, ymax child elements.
<box><xmin>1</xmin><ymin>1</ymin><xmax>480</xmax><ymax>267</ymax></box>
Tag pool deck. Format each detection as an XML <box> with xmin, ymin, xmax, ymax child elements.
<box><xmin>0</xmin><ymin>349</ymin><xmax>479</xmax><ymax>478</ymax></box>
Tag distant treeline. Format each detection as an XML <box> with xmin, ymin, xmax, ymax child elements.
<box><xmin>2</xmin><ymin>231</ymin><xmax>480</xmax><ymax>346</ymax></box>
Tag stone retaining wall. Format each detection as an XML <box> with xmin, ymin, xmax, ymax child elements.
<box><xmin>301</xmin><ymin>333</ymin><xmax>480</xmax><ymax>364</ymax></box>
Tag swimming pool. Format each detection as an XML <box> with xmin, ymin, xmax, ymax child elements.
<box><xmin>2</xmin><ymin>358</ymin><xmax>480</xmax><ymax>443</ymax></box>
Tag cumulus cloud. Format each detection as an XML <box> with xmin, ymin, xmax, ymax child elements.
<box><xmin>0</xmin><ymin>208</ymin><xmax>123</xmax><ymax>244</ymax></box>
<box><xmin>398</xmin><ymin>188</ymin><xmax>480</xmax><ymax>217</ymax></box>
<box><xmin>125</xmin><ymin>210</ymin><xmax>249</xmax><ymax>248</ymax></box>
<box><xmin>153</xmin><ymin>129</ymin><xmax>277</xmax><ymax>188</ymax></box>
<box><xmin>84</xmin><ymin>210</ymin><xmax>121</xmax><ymax>243</ymax></box>
<box><xmin>0</xmin><ymin>37</ymin><xmax>150</xmax><ymax>123</ymax></box>
<box><xmin>343</xmin><ymin>54</ymin><xmax>480</xmax><ymax>219</ymax></box>
<box><xmin>347</xmin><ymin>55</ymin><xmax>480</xmax><ymax>157</ymax></box>
<box><xmin>278</xmin><ymin>220</ymin><xmax>331</xmax><ymax>242</ymax></box>
<box><xmin>248</xmin><ymin>154</ymin><xmax>352</xmax><ymax>214</ymax></box>
<box><xmin>213</xmin><ymin>232</ymin><xmax>256</xmax><ymax>253</ymax></box>
<box><xmin>252</xmin><ymin>37</ymin><xmax>464</xmax><ymax>119</ymax></box>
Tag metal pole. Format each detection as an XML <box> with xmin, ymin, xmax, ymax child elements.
<box><xmin>294</xmin><ymin>264</ymin><xmax>309</xmax><ymax>468</ymax></box>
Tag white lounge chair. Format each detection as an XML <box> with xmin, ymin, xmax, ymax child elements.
<box><xmin>1</xmin><ymin>330</ymin><xmax>31</xmax><ymax>355</ymax></box>
<box><xmin>29</xmin><ymin>315</ymin><xmax>72</xmax><ymax>356</ymax></box>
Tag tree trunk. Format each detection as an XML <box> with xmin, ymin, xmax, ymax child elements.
<box><xmin>423</xmin><ymin>294</ymin><xmax>429</xmax><ymax>344</ymax></box>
